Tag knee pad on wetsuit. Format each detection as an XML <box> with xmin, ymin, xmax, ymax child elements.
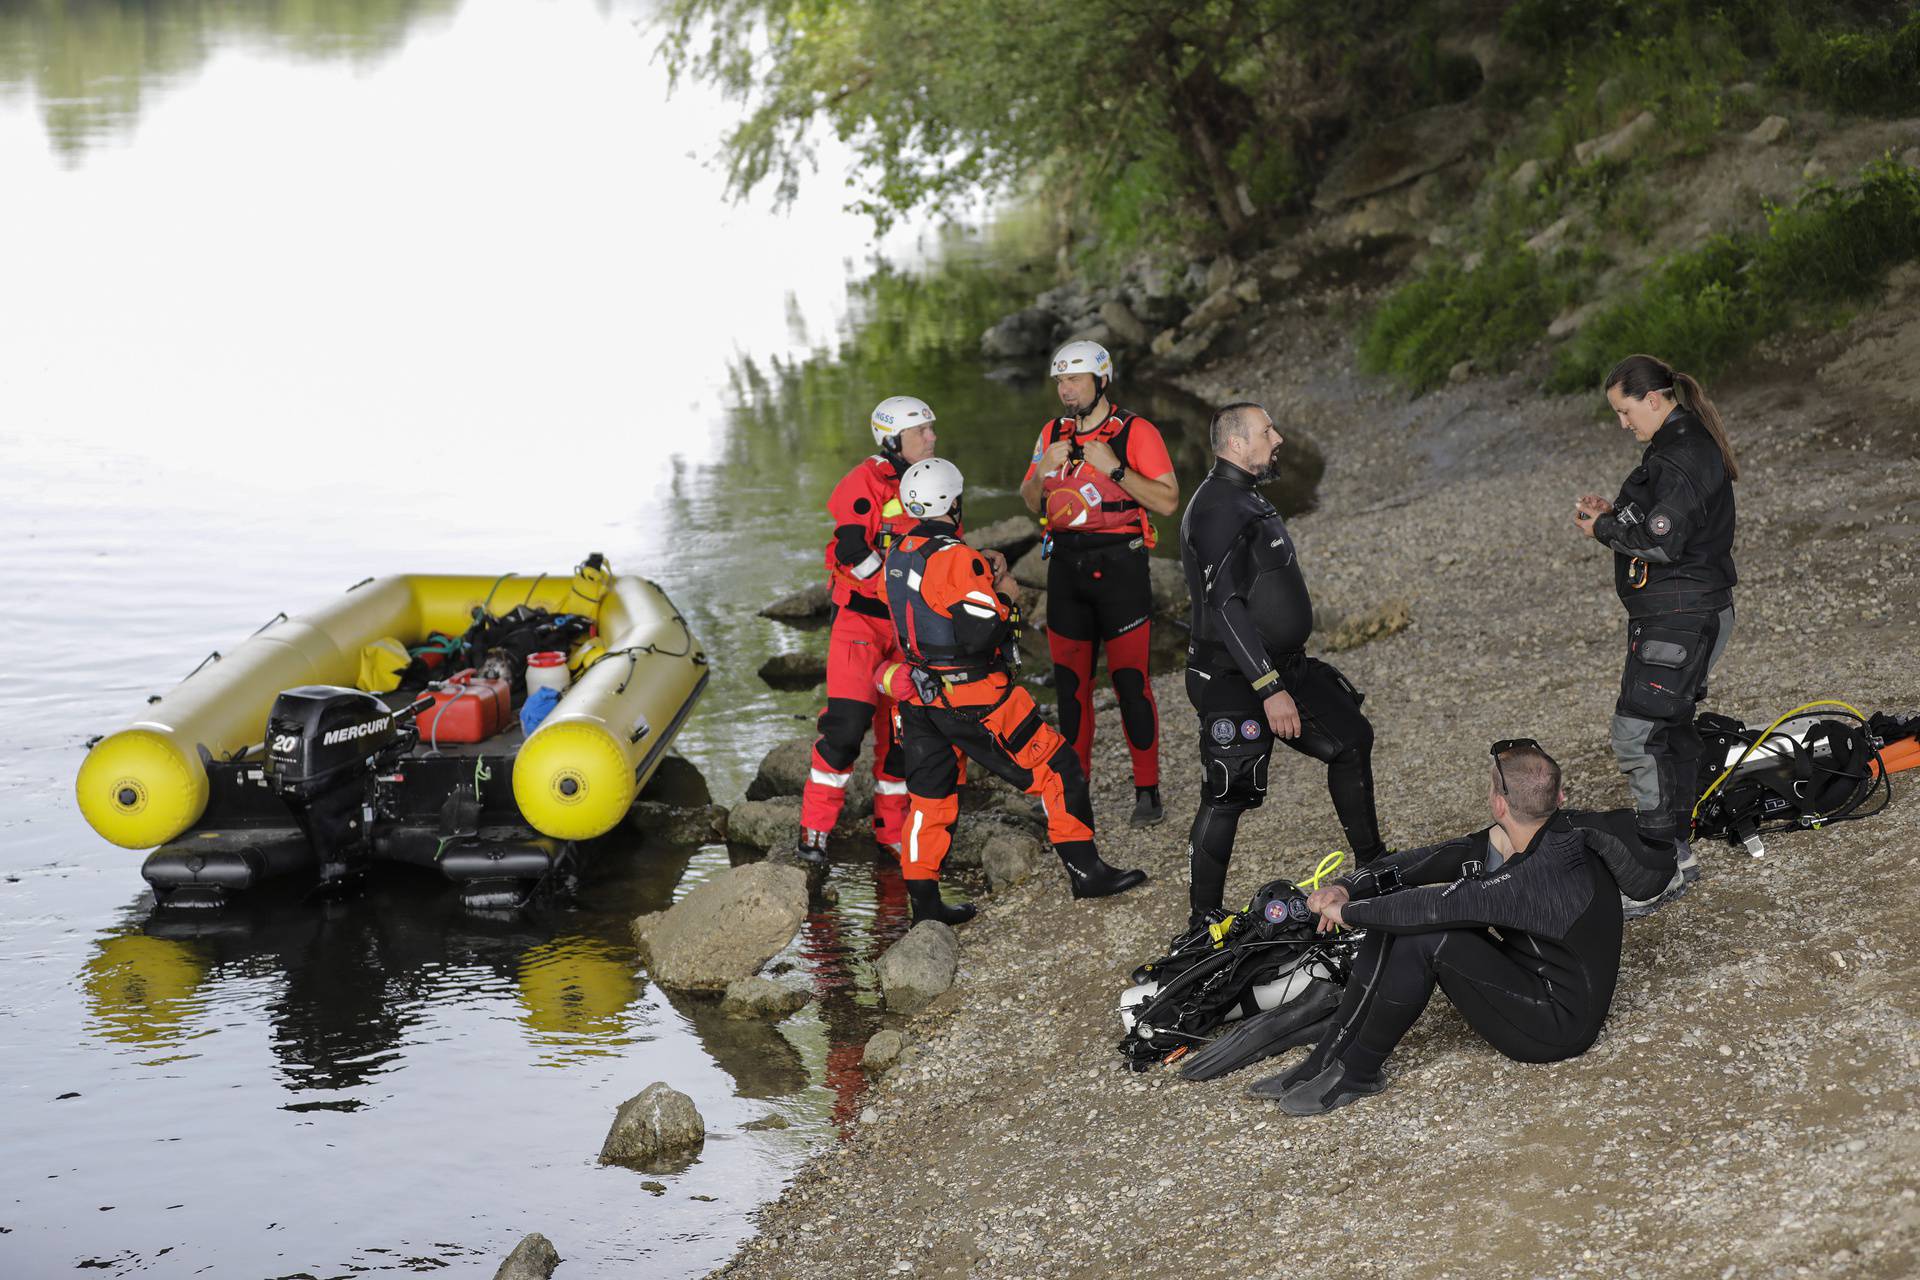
<box><xmin>1201</xmin><ymin>742</ymin><xmax>1269</xmax><ymax>811</ymax></box>
<box><xmin>814</xmin><ymin>697</ymin><xmax>873</xmax><ymax>770</ymax></box>
<box><xmin>1110</xmin><ymin>667</ymin><xmax>1157</xmax><ymax>750</ymax></box>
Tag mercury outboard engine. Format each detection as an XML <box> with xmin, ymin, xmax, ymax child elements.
<box><xmin>265</xmin><ymin>686</ymin><xmax>412</xmax><ymax>888</ymax></box>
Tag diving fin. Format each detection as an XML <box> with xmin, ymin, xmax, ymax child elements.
<box><xmin>1177</xmin><ymin>979</ymin><xmax>1342</xmax><ymax>1082</ymax></box>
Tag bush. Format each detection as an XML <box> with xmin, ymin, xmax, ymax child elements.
<box><xmin>1772</xmin><ymin>9</ymin><xmax>1920</xmax><ymax>116</ymax></box>
<box><xmin>1357</xmin><ymin>245</ymin><xmax>1574</xmax><ymax>391</ymax></box>
<box><xmin>1549</xmin><ymin>155</ymin><xmax>1920</xmax><ymax>389</ymax></box>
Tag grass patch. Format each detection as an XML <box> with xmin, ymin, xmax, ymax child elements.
<box><xmin>1356</xmin><ymin>244</ymin><xmax>1587</xmax><ymax>391</ymax></box>
<box><xmin>1549</xmin><ymin>154</ymin><xmax>1920</xmax><ymax>390</ymax></box>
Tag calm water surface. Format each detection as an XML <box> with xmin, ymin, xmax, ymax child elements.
<box><xmin>0</xmin><ymin>4</ymin><xmax>1316</xmax><ymax>1275</ymax></box>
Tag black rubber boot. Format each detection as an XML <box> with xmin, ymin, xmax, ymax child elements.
<box><xmin>792</xmin><ymin>828</ymin><xmax>829</xmax><ymax>870</ymax></box>
<box><xmin>1272</xmin><ymin>1061</ymin><xmax>1386</xmax><ymax>1116</ymax></box>
<box><xmin>907</xmin><ymin>878</ymin><xmax>977</xmax><ymax>926</ymax></box>
<box><xmin>1129</xmin><ymin>785</ymin><xmax>1165</xmax><ymax>828</ymax></box>
<box><xmin>1058</xmin><ymin>843</ymin><xmax>1148</xmax><ymax>899</ymax></box>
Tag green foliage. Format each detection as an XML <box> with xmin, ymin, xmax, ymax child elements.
<box><xmin>660</xmin><ymin>0</ymin><xmax>1455</xmax><ymax>253</ymax></box>
<box><xmin>1356</xmin><ymin>244</ymin><xmax>1585</xmax><ymax>391</ymax></box>
<box><xmin>1772</xmin><ymin>7</ymin><xmax>1920</xmax><ymax>116</ymax></box>
<box><xmin>1549</xmin><ymin>155</ymin><xmax>1920</xmax><ymax>389</ymax></box>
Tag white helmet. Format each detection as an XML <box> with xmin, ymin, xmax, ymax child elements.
<box><xmin>899</xmin><ymin>458</ymin><xmax>964</xmax><ymax>520</ymax></box>
<box><xmin>1049</xmin><ymin>340</ymin><xmax>1114</xmax><ymax>387</ymax></box>
<box><xmin>870</xmin><ymin>395</ymin><xmax>936</xmax><ymax>451</ymax></box>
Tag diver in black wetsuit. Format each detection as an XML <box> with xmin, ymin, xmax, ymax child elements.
<box><xmin>1179</xmin><ymin>402</ymin><xmax>1384</xmax><ymax>926</ymax></box>
<box><xmin>1250</xmin><ymin>741</ymin><xmax>1671</xmax><ymax>1115</ymax></box>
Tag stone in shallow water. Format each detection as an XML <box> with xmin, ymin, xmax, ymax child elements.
<box><xmin>599</xmin><ymin>1082</ymin><xmax>705</xmax><ymax>1165</ymax></box>
<box><xmin>493</xmin><ymin>1232</ymin><xmax>560</xmax><ymax>1280</ymax></box>
<box><xmin>720</xmin><ymin>976</ymin><xmax>813</xmax><ymax>1020</ymax></box>
<box><xmin>631</xmin><ymin>862</ymin><xmax>808</xmax><ymax>991</ymax></box>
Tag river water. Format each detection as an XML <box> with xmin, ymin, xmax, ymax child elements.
<box><xmin>0</xmin><ymin>3</ymin><xmax>1315</xmax><ymax>1276</ymax></box>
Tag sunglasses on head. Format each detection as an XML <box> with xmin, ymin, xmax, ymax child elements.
<box><xmin>1489</xmin><ymin>738</ymin><xmax>1542</xmax><ymax>795</ymax></box>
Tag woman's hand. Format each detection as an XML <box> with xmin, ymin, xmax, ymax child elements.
<box><xmin>1573</xmin><ymin>494</ymin><xmax>1612</xmax><ymax>539</ymax></box>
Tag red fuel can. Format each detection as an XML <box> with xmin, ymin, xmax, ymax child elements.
<box><xmin>416</xmin><ymin>669</ymin><xmax>511</xmax><ymax>745</ymax></box>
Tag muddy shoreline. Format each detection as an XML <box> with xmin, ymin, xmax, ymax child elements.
<box><xmin>707</xmin><ymin>264</ymin><xmax>1920</xmax><ymax>1279</ymax></box>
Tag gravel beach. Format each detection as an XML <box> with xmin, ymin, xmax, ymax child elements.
<box><xmin>711</xmin><ymin>267</ymin><xmax>1920</xmax><ymax>1280</ymax></box>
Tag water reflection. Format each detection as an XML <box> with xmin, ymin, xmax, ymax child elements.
<box><xmin>0</xmin><ymin>0</ymin><xmax>461</xmax><ymax>157</ymax></box>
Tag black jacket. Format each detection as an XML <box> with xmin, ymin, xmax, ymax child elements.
<box><xmin>1335</xmin><ymin>811</ymin><xmax>1667</xmax><ymax>1052</ymax></box>
<box><xmin>1179</xmin><ymin>458</ymin><xmax>1312</xmax><ymax>693</ymax></box>
<box><xmin>1590</xmin><ymin>408</ymin><xmax>1737</xmax><ymax>618</ymax></box>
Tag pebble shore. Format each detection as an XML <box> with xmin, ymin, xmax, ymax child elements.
<box><xmin>710</xmin><ymin>267</ymin><xmax>1920</xmax><ymax>1279</ymax></box>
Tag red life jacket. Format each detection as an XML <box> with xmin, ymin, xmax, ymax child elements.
<box><xmin>1037</xmin><ymin>408</ymin><xmax>1156</xmax><ymax>545</ymax></box>
<box><xmin>823</xmin><ymin>454</ymin><xmax>922</xmax><ymax>608</ymax></box>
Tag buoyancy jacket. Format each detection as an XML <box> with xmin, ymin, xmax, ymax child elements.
<box><xmin>883</xmin><ymin>523</ymin><xmax>1015</xmax><ymax>674</ymax></box>
<box><xmin>1590</xmin><ymin>408</ymin><xmax>1737</xmax><ymax>618</ymax></box>
<box><xmin>1180</xmin><ymin>457</ymin><xmax>1312</xmax><ymax>694</ymax></box>
<box><xmin>1334</xmin><ymin>811</ymin><xmax>1669</xmax><ymax>1051</ymax></box>
<box><xmin>1033</xmin><ymin>408</ymin><xmax>1160</xmax><ymax>544</ymax></box>
<box><xmin>825</xmin><ymin>453</ymin><xmax>917</xmax><ymax>616</ymax></box>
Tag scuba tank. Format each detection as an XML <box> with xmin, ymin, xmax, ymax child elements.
<box><xmin>1116</xmin><ymin>879</ymin><xmax>1352</xmax><ymax>1070</ymax></box>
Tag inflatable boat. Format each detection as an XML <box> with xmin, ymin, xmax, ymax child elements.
<box><xmin>76</xmin><ymin>555</ymin><xmax>707</xmax><ymax>908</ymax></box>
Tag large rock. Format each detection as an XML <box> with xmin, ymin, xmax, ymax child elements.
<box><xmin>1523</xmin><ymin>215</ymin><xmax>1571</xmax><ymax>255</ymax></box>
<box><xmin>599</xmin><ymin>1082</ymin><xmax>705</xmax><ymax>1165</ymax></box>
<box><xmin>980</xmin><ymin>307</ymin><xmax>1059</xmax><ymax>359</ymax></box>
<box><xmin>1181</xmin><ymin>284</ymin><xmax>1243</xmax><ymax>332</ymax></box>
<box><xmin>721</xmin><ymin>797</ymin><xmax>803</xmax><ymax>851</ymax></box>
<box><xmin>640</xmin><ymin>754</ymin><xmax>712</xmax><ymax>807</ymax></box>
<box><xmin>757</xmin><ymin>651</ymin><xmax>827</xmax><ymax>689</ymax></box>
<box><xmin>1743</xmin><ymin>115</ymin><xmax>1788</xmax><ymax>146</ymax></box>
<box><xmin>1574</xmin><ymin>110</ymin><xmax>1658</xmax><ymax>166</ymax></box>
<box><xmin>745</xmin><ymin>737</ymin><xmax>875</xmax><ymax>816</ymax></box>
<box><xmin>877</xmin><ymin>921</ymin><xmax>960</xmax><ymax>1013</ymax></box>
<box><xmin>1156</xmin><ymin>323</ymin><xmax>1222</xmax><ymax>374</ymax></box>
<box><xmin>631</xmin><ymin>862</ymin><xmax>809</xmax><ymax>990</ymax></box>
<box><xmin>628</xmin><ymin>800</ymin><xmax>726</xmax><ymax>846</ymax></box>
<box><xmin>759</xmin><ymin>581</ymin><xmax>832</xmax><ymax>624</ymax></box>
<box><xmin>1012</xmin><ymin>544</ymin><xmax>1050</xmax><ymax>590</ymax></box>
<box><xmin>493</xmin><ymin>1233</ymin><xmax>560</xmax><ymax>1280</ymax></box>
<box><xmin>945</xmin><ymin>811</ymin><xmax>1039</xmax><ymax>870</ymax></box>
<box><xmin>719</xmin><ymin>976</ymin><xmax>813</xmax><ymax>1020</ymax></box>
<box><xmin>1098</xmin><ymin>299</ymin><xmax>1151</xmax><ymax>347</ymax></box>
<box><xmin>1313</xmin><ymin>103</ymin><xmax>1481</xmax><ymax>210</ymax></box>
<box><xmin>745</xmin><ymin>737</ymin><xmax>810</xmax><ymax>799</ymax></box>
<box><xmin>964</xmin><ymin>515</ymin><xmax>1042</xmax><ymax>561</ymax></box>
<box><xmin>1148</xmin><ymin>557</ymin><xmax>1185</xmax><ymax>618</ymax></box>
<box><xmin>982</xmin><ymin>828</ymin><xmax>1050</xmax><ymax>891</ymax></box>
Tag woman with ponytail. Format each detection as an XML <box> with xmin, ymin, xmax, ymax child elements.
<box><xmin>1572</xmin><ymin>354</ymin><xmax>1739</xmax><ymax>917</ymax></box>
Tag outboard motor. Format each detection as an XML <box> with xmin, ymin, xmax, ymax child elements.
<box><xmin>265</xmin><ymin>686</ymin><xmax>408</xmax><ymax>888</ymax></box>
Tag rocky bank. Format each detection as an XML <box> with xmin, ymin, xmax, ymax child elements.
<box><xmin>705</xmin><ymin>258</ymin><xmax>1920</xmax><ymax>1277</ymax></box>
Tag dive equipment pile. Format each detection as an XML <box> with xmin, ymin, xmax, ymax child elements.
<box><xmin>1117</xmin><ymin>858</ymin><xmax>1355</xmax><ymax>1075</ymax></box>
<box><xmin>1690</xmin><ymin>700</ymin><xmax>1917</xmax><ymax>856</ymax></box>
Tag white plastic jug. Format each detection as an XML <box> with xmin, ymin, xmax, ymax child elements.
<box><xmin>526</xmin><ymin>650</ymin><xmax>571</xmax><ymax>696</ymax></box>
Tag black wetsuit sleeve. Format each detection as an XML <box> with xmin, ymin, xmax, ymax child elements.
<box><xmin>1202</xmin><ymin>524</ymin><xmax>1281</xmax><ymax>691</ymax></box>
<box><xmin>1341</xmin><ymin>853</ymin><xmax>1591</xmax><ymax>939</ymax></box>
<box><xmin>1338</xmin><ymin>835</ymin><xmax>1480</xmax><ymax>895</ymax></box>
<box><xmin>1567</xmin><ymin>810</ymin><xmax>1670</xmax><ymax>901</ymax></box>
<box><xmin>1592</xmin><ymin>452</ymin><xmax>1705</xmax><ymax>566</ymax></box>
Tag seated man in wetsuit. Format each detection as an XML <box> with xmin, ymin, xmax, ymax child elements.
<box><xmin>1249</xmin><ymin>740</ymin><xmax>1670</xmax><ymax>1115</ymax></box>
